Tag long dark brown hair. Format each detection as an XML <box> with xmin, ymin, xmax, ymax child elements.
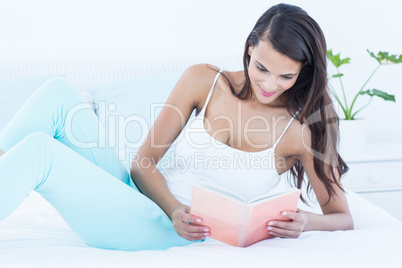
<box><xmin>213</xmin><ymin>3</ymin><xmax>349</xmax><ymax>205</ymax></box>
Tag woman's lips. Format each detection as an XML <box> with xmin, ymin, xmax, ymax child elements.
<box><xmin>259</xmin><ymin>86</ymin><xmax>276</xmax><ymax>97</ymax></box>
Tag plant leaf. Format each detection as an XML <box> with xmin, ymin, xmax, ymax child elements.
<box><xmin>360</xmin><ymin>89</ymin><xmax>396</xmax><ymax>102</ymax></box>
<box><xmin>367</xmin><ymin>50</ymin><xmax>402</xmax><ymax>65</ymax></box>
<box><xmin>332</xmin><ymin>73</ymin><xmax>344</xmax><ymax>78</ymax></box>
<box><xmin>327</xmin><ymin>49</ymin><xmax>351</xmax><ymax>68</ymax></box>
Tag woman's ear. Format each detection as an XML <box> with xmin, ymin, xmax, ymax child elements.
<box><xmin>248</xmin><ymin>45</ymin><xmax>254</xmax><ymax>57</ymax></box>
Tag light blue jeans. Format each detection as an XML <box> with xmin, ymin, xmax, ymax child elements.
<box><xmin>0</xmin><ymin>77</ymin><xmax>194</xmax><ymax>251</ymax></box>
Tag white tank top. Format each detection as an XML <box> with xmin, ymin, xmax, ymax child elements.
<box><xmin>162</xmin><ymin>70</ymin><xmax>299</xmax><ymax>206</ymax></box>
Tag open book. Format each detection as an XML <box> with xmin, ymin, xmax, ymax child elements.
<box><xmin>190</xmin><ymin>183</ymin><xmax>301</xmax><ymax>247</ymax></box>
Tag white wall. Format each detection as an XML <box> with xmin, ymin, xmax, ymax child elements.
<box><xmin>0</xmin><ymin>0</ymin><xmax>401</xmax><ymax>142</ymax></box>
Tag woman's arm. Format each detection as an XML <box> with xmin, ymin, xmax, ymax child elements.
<box><xmin>266</xmin><ymin>125</ymin><xmax>354</xmax><ymax>238</ymax></box>
<box><xmin>294</xmin><ymin>152</ymin><xmax>354</xmax><ymax>231</ymax></box>
<box><xmin>130</xmin><ymin>64</ymin><xmax>216</xmax><ymax>240</ymax></box>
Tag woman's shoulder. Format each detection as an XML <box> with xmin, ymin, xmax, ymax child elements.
<box><xmin>283</xmin><ymin>112</ymin><xmax>312</xmax><ymax>157</ymax></box>
<box><xmin>180</xmin><ymin>64</ymin><xmax>225</xmax><ymax>109</ymax></box>
<box><xmin>181</xmin><ymin>64</ymin><xmax>221</xmax><ymax>86</ymax></box>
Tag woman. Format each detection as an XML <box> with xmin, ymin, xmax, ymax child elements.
<box><xmin>0</xmin><ymin>3</ymin><xmax>353</xmax><ymax>251</ymax></box>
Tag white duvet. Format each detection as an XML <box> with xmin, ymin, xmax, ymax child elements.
<box><xmin>0</xmin><ymin>188</ymin><xmax>401</xmax><ymax>268</ymax></box>
<box><xmin>1</xmin><ymin>59</ymin><xmax>400</xmax><ymax>267</ymax></box>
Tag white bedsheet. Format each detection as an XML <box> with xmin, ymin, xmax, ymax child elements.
<box><xmin>1</xmin><ymin>58</ymin><xmax>400</xmax><ymax>268</ymax></box>
<box><xmin>1</xmin><ymin>189</ymin><xmax>401</xmax><ymax>268</ymax></box>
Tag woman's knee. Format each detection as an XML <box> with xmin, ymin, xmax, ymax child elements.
<box><xmin>21</xmin><ymin>131</ymin><xmax>55</xmax><ymax>150</ymax></box>
<box><xmin>41</xmin><ymin>77</ymin><xmax>74</xmax><ymax>90</ymax></box>
<box><xmin>38</xmin><ymin>77</ymin><xmax>83</xmax><ymax>101</ymax></box>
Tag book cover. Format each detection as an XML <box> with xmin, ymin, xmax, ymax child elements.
<box><xmin>190</xmin><ymin>183</ymin><xmax>301</xmax><ymax>247</ymax></box>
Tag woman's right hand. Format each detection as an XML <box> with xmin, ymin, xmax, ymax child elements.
<box><xmin>170</xmin><ymin>203</ymin><xmax>210</xmax><ymax>241</ymax></box>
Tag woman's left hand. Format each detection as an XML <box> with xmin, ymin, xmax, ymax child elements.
<box><xmin>266</xmin><ymin>208</ymin><xmax>308</xmax><ymax>238</ymax></box>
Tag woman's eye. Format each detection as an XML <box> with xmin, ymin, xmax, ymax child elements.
<box><xmin>282</xmin><ymin>76</ymin><xmax>293</xmax><ymax>80</ymax></box>
<box><xmin>256</xmin><ymin>66</ymin><xmax>266</xmax><ymax>72</ymax></box>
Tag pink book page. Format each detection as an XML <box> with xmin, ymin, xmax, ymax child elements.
<box><xmin>241</xmin><ymin>189</ymin><xmax>301</xmax><ymax>247</ymax></box>
<box><xmin>190</xmin><ymin>185</ymin><xmax>247</xmax><ymax>247</ymax></box>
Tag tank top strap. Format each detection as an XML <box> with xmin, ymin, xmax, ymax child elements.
<box><xmin>202</xmin><ymin>69</ymin><xmax>223</xmax><ymax>114</ymax></box>
<box><xmin>272</xmin><ymin>108</ymin><xmax>301</xmax><ymax>149</ymax></box>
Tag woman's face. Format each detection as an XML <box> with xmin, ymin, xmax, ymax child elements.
<box><xmin>248</xmin><ymin>40</ymin><xmax>303</xmax><ymax>107</ymax></box>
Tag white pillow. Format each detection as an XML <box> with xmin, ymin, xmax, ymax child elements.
<box><xmin>91</xmin><ymin>72</ymin><xmax>185</xmax><ymax>171</ymax></box>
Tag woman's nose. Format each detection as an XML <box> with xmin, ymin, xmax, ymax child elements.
<box><xmin>263</xmin><ymin>77</ymin><xmax>278</xmax><ymax>91</ymax></box>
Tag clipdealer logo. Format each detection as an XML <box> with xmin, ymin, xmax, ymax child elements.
<box><xmin>64</xmin><ymin>100</ymin><xmax>339</xmax><ymax>170</ymax></box>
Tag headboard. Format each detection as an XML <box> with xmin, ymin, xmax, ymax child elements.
<box><xmin>0</xmin><ymin>54</ymin><xmax>243</xmax><ymax>91</ymax></box>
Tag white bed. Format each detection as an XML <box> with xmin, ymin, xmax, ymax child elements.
<box><xmin>0</xmin><ymin>56</ymin><xmax>401</xmax><ymax>268</ymax></box>
<box><xmin>1</xmin><ymin>189</ymin><xmax>401</xmax><ymax>268</ymax></box>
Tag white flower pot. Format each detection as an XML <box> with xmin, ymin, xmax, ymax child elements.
<box><xmin>339</xmin><ymin>119</ymin><xmax>369</xmax><ymax>156</ymax></box>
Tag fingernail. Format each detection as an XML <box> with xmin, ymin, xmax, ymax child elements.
<box><xmin>204</xmin><ymin>233</ymin><xmax>209</xmax><ymax>236</ymax></box>
<box><xmin>269</xmin><ymin>222</ymin><xmax>274</xmax><ymax>226</ymax></box>
<box><xmin>282</xmin><ymin>211</ymin><xmax>288</xmax><ymax>216</ymax></box>
<box><xmin>196</xmin><ymin>219</ymin><xmax>202</xmax><ymax>223</ymax></box>
<box><xmin>203</xmin><ymin>228</ymin><xmax>209</xmax><ymax>232</ymax></box>
<box><xmin>267</xmin><ymin>227</ymin><xmax>272</xmax><ymax>230</ymax></box>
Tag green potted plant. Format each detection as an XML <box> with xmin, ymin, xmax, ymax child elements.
<box><xmin>327</xmin><ymin>49</ymin><xmax>402</xmax><ymax>154</ymax></box>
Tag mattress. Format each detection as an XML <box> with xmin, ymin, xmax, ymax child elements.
<box><xmin>1</xmin><ymin>57</ymin><xmax>401</xmax><ymax>268</ymax></box>
<box><xmin>1</xmin><ymin>188</ymin><xmax>401</xmax><ymax>268</ymax></box>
